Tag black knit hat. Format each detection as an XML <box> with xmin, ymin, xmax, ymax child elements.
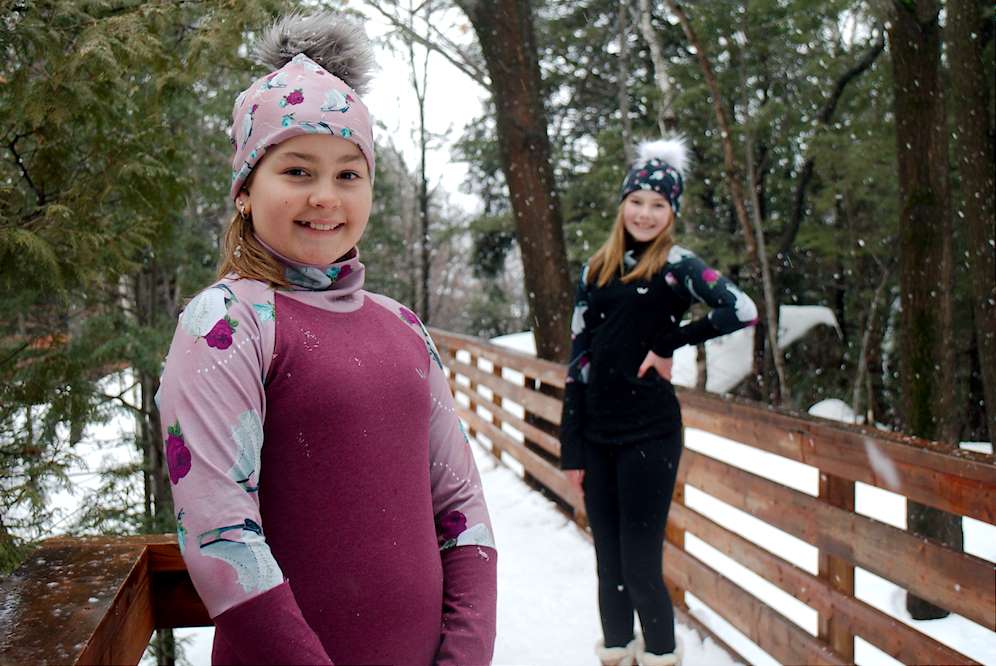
<box><xmin>619</xmin><ymin>136</ymin><xmax>689</xmax><ymax>213</ymax></box>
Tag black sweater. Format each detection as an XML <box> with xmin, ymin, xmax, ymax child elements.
<box><xmin>559</xmin><ymin>244</ymin><xmax>757</xmax><ymax>469</ymax></box>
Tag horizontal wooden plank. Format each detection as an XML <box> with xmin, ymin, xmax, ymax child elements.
<box><xmin>449</xmin><ymin>375</ymin><xmax>562</xmax><ymax>458</ymax></box>
<box><xmin>447</xmin><ymin>353</ymin><xmax>563</xmax><ymax>424</ymax></box>
<box><xmin>665</xmin><ymin>545</ymin><xmax>847</xmax><ymax>665</ymax></box>
<box><xmin>678</xmin><ymin>388</ymin><xmax>996</xmax><ymax>524</ymax></box>
<box><xmin>456</xmin><ymin>402</ymin><xmax>581</xmax><ymax>513</ymax></box>
<box><xmin>681</xmin><ymin>450</ymin><xmax>996</xmax><ymax>630</ymax></box>
<box><xmin>671</xmin><ymin>503</ymin><xmax>977</xmax><ymax>665</ymax></box>
<box><xmin>431</xmin><ymin>327</ymin><xmax>566</xmax><ymax>388</ymax></box>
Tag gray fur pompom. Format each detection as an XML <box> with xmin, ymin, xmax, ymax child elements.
<box><xmin>253</xmin><ymin>12</ymin><xmax>376</xmax><ymax>95</ymax></box>
<box><xmin>636</xmin><ymin>135</ymin><xmax>689</xmax><ymax>176</ymax></box>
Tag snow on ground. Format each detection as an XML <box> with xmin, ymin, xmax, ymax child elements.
<box><xmin>492</xmin><ymin>324</ymin><xmax>996</xmax><ymax>666</ymax></box>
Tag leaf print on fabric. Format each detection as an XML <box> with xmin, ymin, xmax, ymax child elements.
<box><xmin>571</xmin><ymin>302</ymin><xmax>588</xmax><ymax>337</ymax></box>
<box><xmin>398</xmin><ymin>307</ymin><xmax>444</xmax><ymax>370</ymax></box>
<box><xmin>253</xmin><ymin>302</ymin><xmax>276</xmax><ymax>322</ymax></box>
<box><xmin>320</xmin><ymin>89</ymin><xmax>351</xmax><ymax>113</ymax></box>
<box><xmin>229</xmin><ymin>410</ymin><xmax>264</xmax><ymax>493</ymax></box>
<box><xmin>181</xmin><ymin>285</ymin><xmax>237</xmax><ymax>338</ymax></box>
<box><xmin>441</xmin><ymin>522</ymin><xmax>496</xmax><ymax>552</ymax></box>
<box><xmin>732</xmin><ymin>287</ymin><xmax>759</xmax><ymax>323</ymax></box>
<box><xmin>280</xmin><ymin>113</ymin><xmax>294</xmax><ymax>127</ymax></box>
<box><xmin>177</xmin><ymin>509</ymin><xmax>187</xmax><ymax>553</ymax></box>
<box><xmin>205</xmin><ymin>316</ymin><xmax>238</xmax><ymax>350</ymax></box>
<box><xmin>165</xmin><ymin>422</ymin><xmax>192</xmax><ymax>485</ymax></box>
<box><xmin>198</xmin><ymin>520</ymin><xmax>282</xmax><ymax>594</ymax></box>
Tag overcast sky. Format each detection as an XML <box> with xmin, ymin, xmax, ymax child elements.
<box><xmin>356</xmin><ymin>3</ymin><xmax>489</xmax><ymax>213</ymax></box>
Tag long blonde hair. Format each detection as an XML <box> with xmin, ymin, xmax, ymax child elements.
<box><xmin>216</xmin><ymin>212</ymin><xmax>291</xmax><ymax>288</ymax></box>
<box><xmin>587</xmin><ymin>204</ymin><xmax>675</xmax><ymax>287</ymax></box>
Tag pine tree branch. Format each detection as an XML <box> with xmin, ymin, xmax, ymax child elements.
<box><xmin>7</xmin><ymin>135</ymin><xmax>45</xmax><ymax>207</ymax></box>
<box><xmin>779</xmin><ymin>31</ymin><xmax>885</xmax><ymax>257</ymax></box>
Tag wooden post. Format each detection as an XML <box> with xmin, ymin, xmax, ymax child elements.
<box><xmin>465</xmin><ymin>352</ymin><xmax>479</xmax><ymax>441</ymax></box>
<box><xmin>490</xmin><ymin>363</ymin><xmax>504</xmax><ymax>461</ymax></box>
<box><xmin>818</xmin><ymin>467</ymin><xmax>855</xmax><ymax>661</ymax></box>
<box><xmin>664</xmin><ymin>464</ymin><xmax>688</xmax><ymax>612</ymax></box>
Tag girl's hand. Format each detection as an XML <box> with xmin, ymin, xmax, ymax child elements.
<box><xmin>565</xmin><ymin>469</ymin><xmax>585</xmax><ymax>496</ymax></box>
<box><xmin>637</xmin><ymin>351</ymin><xmax>673</xmax><ymax>381</ymax></box>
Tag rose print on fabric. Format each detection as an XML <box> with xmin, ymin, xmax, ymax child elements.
<box><xmin>165</xmin><ymin>421</ymin><xmax>192</xmax><ymax>485</ymax></box>
<box><xmin>664</xmin><ymin>272</ymin><xmax>678</xmax><ymax>287</ymax></box>
<box><xmin>440</xmin><ymin>511</ymin><xmax>467</xmax><ymax>541</ymax></box>
<box><xmin>198</xmin><ymin>519</ymin><xmax>283</xmax><ymax>594</ymax></box>
<box><xmin>205</xmin><ymin>316</ymin><xmax>238</xmax><ymax>350</ymax></box>
<box><xmin>181</xmin><ymin>285</ymin><xmax>240</xmax><ymax>350</ymax></box>
<box><xmin>229</xmin><ymin>410</ymin><xmax>264</xmax><ymax>493</ymax></box>
<box><xmin>701</xmin><ymin>268</ymin><xmax>721</xmax><ymax>287</ymax></box>
<box><xmin>340</xmin><ymin>127</ymin><xmax>353</xmax><ymax>138</ymax></box>
<box><xmin>280</xmin><ymin>88</ymin><xmax>305</xmax><ymax>107</ymax></box>
<box><xmin>325</xmin><ymin>264</ymin><xmax>353</xmax><ymax>283</ymax></box>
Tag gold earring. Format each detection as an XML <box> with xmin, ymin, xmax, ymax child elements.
<box><xmin>238</xmin><ymin>201</ymin><xmax>251</xmax><ymax>220</ymax></box>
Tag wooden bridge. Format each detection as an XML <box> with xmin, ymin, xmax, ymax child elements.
<box><xmin>1</xmin><ymin>329</ymin><xmax>993</xmax><ymax>664</ymax></box>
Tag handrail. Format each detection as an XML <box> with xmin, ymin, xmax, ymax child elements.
<box><xmin>429</xmin><ymin>327</ymin><xmax>996</xmax><ymax>666</ymax></box>
<box><xmin>0</xmin><ymin>535</ymin><xmax>207</xmax><ymax>665</ymax></box>
<box><xmin>1</xmin><ymin>327</ymin><xmax>992</xmax><ymax>665</ymax></box>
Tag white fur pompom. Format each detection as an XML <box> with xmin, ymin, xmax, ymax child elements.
<box><xmin>254</xmin><ymin>12</ymin><xmax>376</xmax><ymax>94</ymax></box>
<box><xmin>636</xmin><ymin>135</ymin><xmax>689</xmax><ymax>176</ymax></box>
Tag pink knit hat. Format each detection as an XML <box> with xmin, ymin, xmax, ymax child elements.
<box><xmin>228</xmin><ymin>14</ymin><xmax>376</xmax><ymax>200</ymax></box>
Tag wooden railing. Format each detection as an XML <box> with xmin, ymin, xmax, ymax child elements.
<box><xmin>0</xmin><ymin>535</ymin><xmax>206</xmax><ymax>665</ymax></box>
<box><xmin>430</xmin><ymin>327</ymin><xmax>996</xmax><ymax>666</ymax></box>
<box><xmin>2</xmin><ymin>328</ymin><xmax>993</xmax><ymax>665</ymax></box>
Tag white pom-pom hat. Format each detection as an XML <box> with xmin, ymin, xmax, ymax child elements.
<box><xmin>228</xmin><ymin>13</ymin><xmax>377</xmax><ymax>199</ymax></box>
<box><xmin>619</xmin><ymin>135</ymin><xmax>689</xmax><ymax>212</ymax></box>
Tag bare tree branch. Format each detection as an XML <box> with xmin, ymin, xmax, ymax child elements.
<box><xmin>361</xmin><ymin>0</ymin><xmax>490</xmax><ymax>85</ymax></box>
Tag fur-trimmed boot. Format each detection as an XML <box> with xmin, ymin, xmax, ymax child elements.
<box><xmin>595</xmin><ymin>637</ymin><xmax>641</xmax><ymax>666</ymax></box>
<box><xmin>634</xmin><ymin>637</ymin><xmax>683</xmax><ymax>666</ymax></box>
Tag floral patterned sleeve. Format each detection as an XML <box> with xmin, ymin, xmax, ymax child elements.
<box><xmin>156</xmin><ymin>279</ymin><xmax>330</xmax><ymax>664</ymax></box>
<box><xmin>559</xmin><ymin>264</ymin><xmax>593</xmax><ymax>470</ymax></box>
<box><xmin>652</xmin><ymin>246</ymin><xmax>758</xmax><ymax>358</ymax></box>
<box><xmin>388</xmin><ymin>302</ymin><xmax>498</xmax><ymax>666</ymax></box>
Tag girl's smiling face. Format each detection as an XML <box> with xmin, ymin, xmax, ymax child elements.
<box><xmin>622</xmin><ymin>190</ymin><xmax>673</xmax><ymax>242</ymax></box>
<box><xmin>237</xmin><ymin>133</ymin><xmax>372</xmax><ymax>266</ymax></box>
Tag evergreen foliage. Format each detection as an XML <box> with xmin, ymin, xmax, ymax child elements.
<box><xmin>0</xmin><ymin>0</ymin><xmax>295</xmax><ymax>571</ymax></box>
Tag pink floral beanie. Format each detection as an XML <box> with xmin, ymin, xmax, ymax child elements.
<box><xmin>228</xmin><ymin>13</ymin><xmax>377</xmax><ymax>200</ymax></box>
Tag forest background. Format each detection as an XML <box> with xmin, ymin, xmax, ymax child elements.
<box><xmin>1</xmin><ymin>0</ymin><xmax>993</xmax><ymax>636</ymax></box>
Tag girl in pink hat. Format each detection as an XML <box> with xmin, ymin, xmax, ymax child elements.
<box><xmin>157</xmin><ymin>14</ymin><xmax>496</xmax><ymax>665</ymax></box>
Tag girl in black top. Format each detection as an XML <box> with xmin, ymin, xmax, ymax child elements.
<box><xmin>560</xmin><ymin>137</ymin><xmax>757</xmax><ymax>666</ymax></box>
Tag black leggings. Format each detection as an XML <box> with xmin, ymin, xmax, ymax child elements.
<box><xmin>583</xmin><ymin>430</ymin><xmax>682</xmax><ymax>655</ymax></box>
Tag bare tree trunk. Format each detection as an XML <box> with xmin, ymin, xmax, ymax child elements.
<box><xmin>888</xmin><ymin>0</ymin><xmax>962</xmax><ymax>620</ymax></box>
<box><xmin>617</xmin><ymin>0</ymin><xmax>634</xmax><ymax>162</ymax></box>
<box><xmin>662</xmin><ymin>0</ymin><xmax>758</xmax><ymax>263</ymax></box>
<box><xmin>948</xmin><ymin>0</ymin><xmax>996</xmax><ymax>447</ymax></box>
<box><xmin>456</xmin><ymin>0</ymin><xmax>573</xmax><ymax>362</ymax></box>
<box><xmin>852</xmin><ymin>262</ymin><xmax>890</xmax><ymax>421</ymax></box>
<box><xmin>745</xmin><ymin>133</ymin><xmax>789</xmax><ymax>404</ymax></box>
<box><xmin>636</xmin><ymin>0</ymin><xmax>677</xmax><ymax>134</ymax></box>
<box><xmin>407</xmin><ymin>0</ymin><xmax>433</xmax><ymax>324</ymax></box>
